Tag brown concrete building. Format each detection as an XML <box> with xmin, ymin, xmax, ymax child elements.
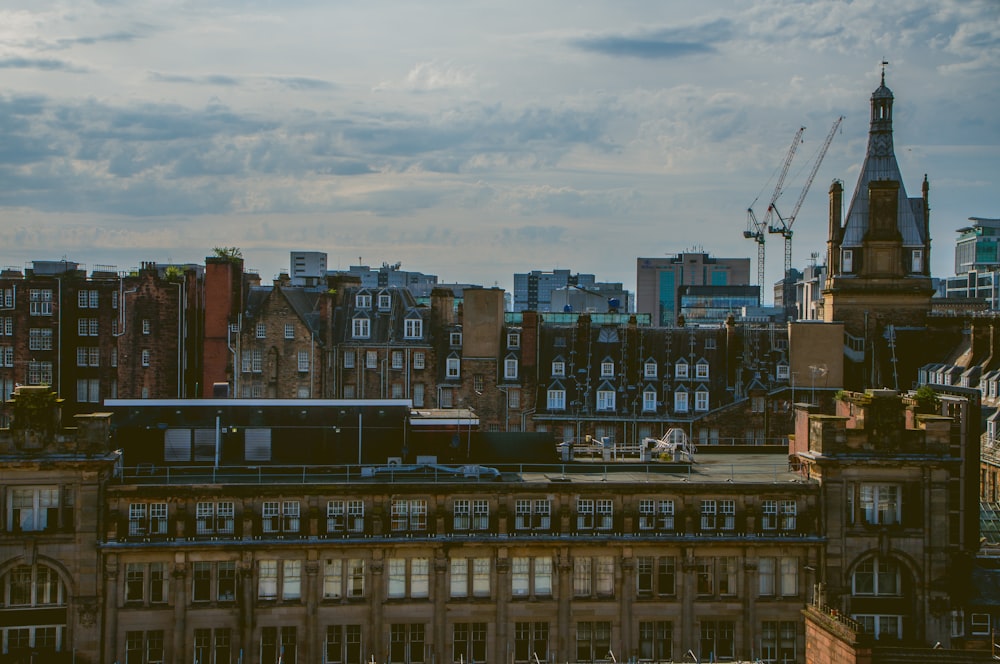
<box><xmin>528</xmin><ymin>313</ymin><xmax>792</xmax><ymax>447</ymax></box>
<box><xmin>0</xmin><ymin>260</ymin><xmax>203</xmax><ymax>423</ymax></box>
<box><xmin>820</xmin><ymin>73</ymin><xmax>937</xmax><ymax>391</ymax></box>
<box><xmin>0</xmin><ymin>385</ymin><xmax>984</xmax><ymax>663</ymax></box>
<box><xmin>0</xmin><ymin>387</ymin><xmax>119</xmax><ymax>660</ymax></box>
<box><xmin>636</xmin><ymin>253</ymin><xmax>752</xmax><ymax>327</ymax></box>
<box><xmin>792</xmin><ymin>389</ymin><xmax>980</xmax><ymax>648</ymax></box>
<box><xmin>327</xmin><ymin>280</ymin><xmax>438</xmax><ymax>406</ymax></box>
<box><xmin>236</xmin><ymin>276</ymin><xmax>329</xmax><ymax>399</ymax></box>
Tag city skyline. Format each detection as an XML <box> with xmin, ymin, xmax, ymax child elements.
<box><xmin>1</xmin><ymin>0</ymin><xmax>997</xmax><ymax>296</ymax></box>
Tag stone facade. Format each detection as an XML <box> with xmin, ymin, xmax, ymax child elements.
<box><xmin>820</xmin><ymin>75</ymin><xmax>935</xmax><ymax>391</ymax></box>
<box><xmin>236</xmin><ymin>276</ymin><xmax>329</xmax><ymax>399</ymax></box>
<box><xmin>0</xmin><ymin>387</ymin><xmax>119</xmax><ymax>662</ymax></box>
<box><xmin>0</xmin><ymin>385</ymin><xmax>986</xmax><ymax>662</ymax></box>
<box><xmin>0</xmin><ymin>261</ymin><xmax>202</xmax><ymax>423</ymax></box>
<box><xmin>793</xmin><ymin>389</ymin><xmax>980</xmax><ymax>647</ymax></box>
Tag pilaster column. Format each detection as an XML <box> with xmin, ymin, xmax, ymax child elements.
<box><xmin>435</xmin><ymin>554</ymin><xmax>450</xmax><ymax>663</ymax></box>
<box><xmin>172</xmin><ymin>559</ymin><xmax>188</xmax><ymax>661</ymax></box>
<box><xmin>620</xmin><ymin>554</ymin><xmax>634</xmax><ymax>659</ymax></box>
<box><xmin>370</xmin><ymin>555</ymin><xmax>385</xmax><ymax>663</ymax></box>
<box><xmin>557</xmin><ymin>549</ymin><xmax>573</xmax><ymax>663</ymax></box>
<box><xmin>495</xmin><ymin>554</ymin><xmax>510</xmax><ymax>664</ymax></box>
<box><xmin>238</xmin><ymin>555</ymin><xmax>254</xmax><ymax>657</ymax></box>
<box><xmin>304</xmin><ymin>558</ymin><xmax>320</xmax><ymax>663</ymax></box>
<box><xmin>103</xmin><ymin>554</ymin><xmax>119</xmax><ymax>660</ymax></box>
<box><xmin>743</xmin><ymin>557</ymin><xmax>758</xmax><ymax>661</ymax></box>
<box><xmin>681</xmin><ymin>550</ymin><xmax>697</xmax><ymax>656</ymax></box>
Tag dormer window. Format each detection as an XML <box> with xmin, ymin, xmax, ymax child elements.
<box><xmin>352</xmin><ymin>316</ymin><xmax>370</xmax><ymax>339</ymax></box>
<box><xmin>552</xmin><ymin>360</ymin><xmax>565</xmax><ymax>377</ymax></box>
<box><xmin>596</xmin><ymin>388</ymin><xmax>615</xmax><ymax>412</ymax></box>
<box><xmin>842</xmin><ymin>249</ymin><xmax>854</xmax><ymax>273</ymax></box>
<box><xmin>675</xmin><ymin>359</ymin><xmax>689</xmax><ymax>379</ymax></box>
<box><xmin>446</xmin><ymin>355</ymin><xmax>461</xmax><ymax>379</ymax></box>
<box><xmin>404</xmin><ymin>318</ymin><xmax>423</xmax><ymax>339</ymax></box>
<box><xmin>378</xmin><ymin>293</ymin><xmax>391</xmax><ymax>311</ymax></box>
<box><xmin>507</xmin><ymin>333</ymin><xmax>520</xmax><ymax>349</ymax></box>
<box><xmin>911</xmin><ymin>249</ymin><xmax>923</xmax><ymax>273</ymax></box>
<box><xmin>695</xmin><ymin>359</ymin><xmax>709</xmax><ymax>380</ymax></box>
<box><xmin>644</xmin><ymin>360</ymin><xmax>657</xmax><ymax>379</ymax></box>
<box><xmin>504</xmin><ymin>355</ymin><xmax>519</xmax><ymax>381</ymax></box>
<box><xmin>356</xmin><ymin>293</ymin><xmax>372</xmax><ymax>309</ymax></box>
<box><xmin>450</xmin><ymin>332</ymin><xmax>462</xmax><ymax>347</ymax></box>
<box><xmin>642</xmin><ymin>388</ymin><xmax>657</xmax><ymax>412</ymax></box>
<box><xmin>674</xmin><ymin>389</ymin><xmax>688</xmax><ymax>413</ymax></box>
<box><xmin>600</xmin><ymin>360</ymin><xmax>614</xmax><ymax>378</ymax></box>
<box><xmin>694</xmin><ymin>386</ymin><xmax>709</xmax><ymax>412</ymax></box>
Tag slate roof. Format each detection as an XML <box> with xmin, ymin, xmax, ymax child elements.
<box><xmin>841</xmin><ymin>77</ymin><xmax>927</xmax><ymax>248</ymax></box>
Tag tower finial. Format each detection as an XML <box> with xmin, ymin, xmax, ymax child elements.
<box><xmin>881</xmin><ymin>60</ymin><xmax>889</xmax><ymax>85</ymax></box>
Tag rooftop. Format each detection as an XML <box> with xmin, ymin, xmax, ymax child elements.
<box><xmin>110</xmin><ymin>452</ymin><xmax>809</xmax><ymax>488</ymax></box>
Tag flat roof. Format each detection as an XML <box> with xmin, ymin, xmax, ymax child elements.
<box><xmin>111</xmin><ymin>452</ymin><xmax>810</xmax><ymax>488</ymax></box>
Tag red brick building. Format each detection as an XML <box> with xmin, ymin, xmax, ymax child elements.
<box><xmin>0</xmin><ymin>260</ymin><xmax>204</xmax><ymax>422</ymax></box>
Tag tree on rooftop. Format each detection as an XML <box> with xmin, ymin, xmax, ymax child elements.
<box><xmin>212</xmin><ymin>246</ymin><xmax>243</xmax><ymax>263</ymax></box>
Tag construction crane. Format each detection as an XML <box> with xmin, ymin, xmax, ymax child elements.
<box><xmin>769</xmin><ymin>116</ymin><xmax>844</xmax><ymax>281</ymax></box>
<box><xmin>744</xmin><ymin>126</ymin><xmax>805</xmax><ymax>304</ymax></box>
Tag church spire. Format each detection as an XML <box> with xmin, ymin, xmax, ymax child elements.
<box><xmin>869</xmin><ymin>62</ymin><xmax>894</xmax><ymax>158</ymax></box>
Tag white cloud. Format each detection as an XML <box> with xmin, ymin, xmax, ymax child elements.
<box><xmin>0</xmin><ymin>0</ymin><xmax>996</xmax><ymax>295</ymax></box>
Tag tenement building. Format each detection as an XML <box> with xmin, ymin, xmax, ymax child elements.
<box><xmin>0</xmin><ymin>384</ymin><xmax>985</xmax><ymax>663</ymax></box>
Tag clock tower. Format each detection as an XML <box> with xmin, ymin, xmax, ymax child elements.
<box><xmin>822</xmin><ymin>69</ymin><xmax>934</xmax><ymax>388</ymax></box>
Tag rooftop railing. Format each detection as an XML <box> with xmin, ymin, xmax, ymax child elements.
<box><xmin>114</xmin><ymin>460</ymin><xmax>812</xmax><ymax>486</ymax></box>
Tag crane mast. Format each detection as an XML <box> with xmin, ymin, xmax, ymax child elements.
<box><xmin>744</xmin><ymin>126</ymin><xmax>805</xmax><ymax>305</ymax></box>
<box><xmin>769</xmin><ymin>116</ymin><xmax>844</xmax><ymax>280</ymax></box>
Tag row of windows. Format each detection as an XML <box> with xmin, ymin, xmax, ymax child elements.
<box><xmin>118</xmin><ymin>496</ymin><xmax>802</xmax><ymax>538</ymax></box>
<box><xmin>29</xmin><ymin>289</ymin><xmax>52</xmax><ymax>316</ymax></box>
<box><xmin>840</xmin><ymin>247</ymin><xmax>924</xmax><ymax>274</ymax></box>
<box><xmin>111</xmin><ymin>554</ymin><xmax>804</xmax><ymax>607</ymax></box>
<box><xmin>550</xmin><ymin>358</ymin><xmax>714</xmax><ymax>380</ymax></box>
<box><xmin>9</xmin><ymin>490</ymin><xmax>820</xmax><ymax>540</ymax></box>
<box><xmin>240</xmin><ymin>349</ymin><xmax>311</xmax><ymax>373</ymax></box>
<box><xmin>546</xmin><ymin>388</ymin><xmax>711</xmax><ymax>413</ymax></box>
<box><xmin>1</xmin><ymin>290</ymin><xmax>132</xmax><ymax>319</ymax></box>
<box><xmin>344</xmin><ymin>349</ymin><xmax>427</xmax><ymax>370</ymax></box>
<box><xmin>351</xmin><ymin>317</ymin><xmax>424</xmax><ymax>340</ymax></box>
<box><xmin>253</xmin><ymin>322</ymin><xmax>298</xmax><ymax>339</ymax></box>
<box><xmin>110</xmin><ymin>620</ymin><xmax>797</xmax><ymax>664</ymax></box>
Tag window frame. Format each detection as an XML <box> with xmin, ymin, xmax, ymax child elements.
<box><xmin>352</xmin><ymin>317</ymin><xmax>371</xmax><ymax>339</ymax></box>
<box><xmin>404</xmin><ymin>318</ymin><xmax>423</xmax><ymax>339</ymax></box>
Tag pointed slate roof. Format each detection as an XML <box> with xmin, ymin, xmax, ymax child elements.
<box><xmin>841</xmin><ymin>74</ymin><xmax>927</xmax><ymax>248</ymax></box>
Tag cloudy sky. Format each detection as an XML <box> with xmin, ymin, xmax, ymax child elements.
<box><xmin>2</xmin><ymin>0</ymin><xmax>998</xmax><ymax>299</ymax></box>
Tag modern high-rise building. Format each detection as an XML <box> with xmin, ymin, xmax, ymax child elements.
<box><xmin>289</xmin><ymin>251</ymin><xmax>328</xmax><ymax>287</ymax></box>
<box><xmin>328</xmin><ymin>263</ymin><xmax>441</xmax><ymax>298</ymax></box>
<box><xmin>636</xmin><ymin>253</ymin><xmax>751</xmax><ymax>326</ymax></box>
<box><xmin>940</xmin><ymin>218</ymin><xmax>1000</xmax><ymax>309</ymax></box>
<box><xmin>512</xmin><ymin>270</ymin><xmax>596</xmax><ymax>312</ymax></box>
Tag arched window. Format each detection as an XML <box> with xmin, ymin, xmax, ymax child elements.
<box><xmin>1</xmin><ymin>562</ymin><xmax>67</xmax><ymax>652</ymax></box>
<box><xmin>852</xmin><ymin>557</ymin><xmax>900</xmax><ymax>596</ymax></box>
